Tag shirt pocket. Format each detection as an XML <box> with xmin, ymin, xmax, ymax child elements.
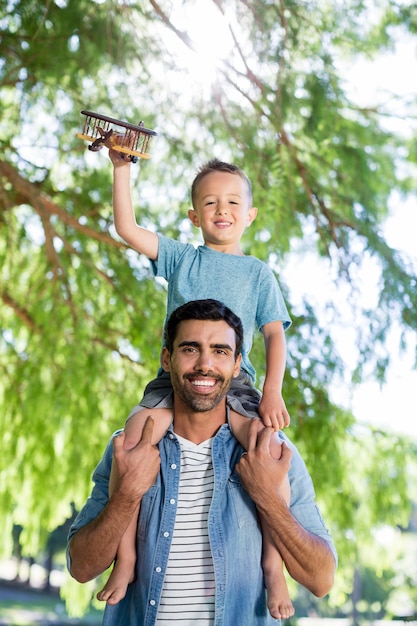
<box><xmin>137</xmin><ymin>484</ymin><xmax>159</xmax><ymax>540</ymax></box>
<box><xmin>227</xmin><ymin>471</ymin><xmax>259</xmax><ymax>528</ymax></box>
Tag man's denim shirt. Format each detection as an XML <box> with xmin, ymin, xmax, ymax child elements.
<box><xmin>67</xmin><ymin>424</ymin><xmax>337</xmax><ymax>626</ymax></box>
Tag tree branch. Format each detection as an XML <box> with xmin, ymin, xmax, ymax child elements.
<box><xmin>0</xmin><ymin>159</ymin><xmax>126</xmax><ymax>250</ymax></box>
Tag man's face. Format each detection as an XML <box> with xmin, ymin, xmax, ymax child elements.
<box><xmin>161</xmin><ymin>319</ymin><xmax>242</xmax><ymax>412</ymax></box>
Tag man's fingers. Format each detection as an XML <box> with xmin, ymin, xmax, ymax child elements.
<box><xmin>246</xmin><ymin>420</ymin><xmax>275</xmax><ymax>453</ymax></box>
<box><xmin>139</xmin><ymin>415</ymin><xmax>155</xmax><ymax>444</ymax></box>
<box><xmin>246</xmin><ymin>418</ymin><xmax>260</xmax><ymax>452</ymax></box>
<box><xmin>112</xmin><ymin>430</ymin><xmax>126</xmax><ymax>453</ymax></box>
<box><xmin>280</xmin><ymin>441</ymin><xmax>293</xmax><ymax>462</ymax></box>
<box><xmin>255</xmin><ymin>424</ymin><xmax>274</xmax><ymax>451</ymax></box>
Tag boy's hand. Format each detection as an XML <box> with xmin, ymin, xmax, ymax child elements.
<box><xmin>258</xmin><ymin>390</ymin><xmax>290</xmax><ymax>431</ymax></box>
<box><xmin>108</xmin><ymin>146</ymin><xmax>130</xmax><ymax>168</ymax></box>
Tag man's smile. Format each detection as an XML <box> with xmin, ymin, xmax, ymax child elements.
<box><xmin>185</xmin><ymin>374</ymin><xmax>223</xmax><ymax>392</ymax></box>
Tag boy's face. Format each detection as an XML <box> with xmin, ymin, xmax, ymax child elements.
<box><xmin>189</xmin><ymin>171</ymin><xmax>257</xmax><ymax>250</ymax></box>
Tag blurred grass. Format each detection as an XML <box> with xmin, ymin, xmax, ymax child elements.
<box><xmin>0</xmin><ymin>580</ymin><xmax>102</xmax><ymax>626</ymax></box>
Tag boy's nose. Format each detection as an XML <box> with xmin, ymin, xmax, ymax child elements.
<box><xmin>216</xmin><ymin>202</ymin><xmax>228</xmax><ymax>215</ymax></box>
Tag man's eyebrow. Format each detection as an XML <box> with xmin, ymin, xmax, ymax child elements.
<box><xmin>177</xmin><ymin>341</ymin><xmax>201</xmax><ymax>348</ymax></box>
<box><xmin>211</xmin><ymin>343</ymin><xmax>234</xmax><ymax>351</ymax></box>
<box><xmin>177</xmin><ymin>341</ymin><xmax>234</xmax><ymax>351</ymax></box>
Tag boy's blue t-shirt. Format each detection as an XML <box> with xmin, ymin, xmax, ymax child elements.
<box><xmin>150</xmin><ymin>235</ymin><xmax>291</xmax><ymax>383</ymax></box>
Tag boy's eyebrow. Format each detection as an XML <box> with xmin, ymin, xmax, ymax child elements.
<box><xmin>177</xmin><ymin>340</ymin><xmax>234</xmax><ymax>352</ymax></box>
<box><xmin>201</xmin><ymin>193</ymin><xmax>242</xmax><ymax>200</ymax></box>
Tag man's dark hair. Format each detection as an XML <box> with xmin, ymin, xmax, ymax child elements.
<box><xmin>164</xmin><ymin>299</ymin><xmax>243</xmax><ymax>357</ymax></box>
<box><xmin>191</xmin><ymin>158</ymin><xmax>252</xmax><ymax>208</ymax></box>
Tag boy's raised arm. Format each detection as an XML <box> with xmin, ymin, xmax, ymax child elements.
<box><xmin>110</xmin><ymin>149</ymin><xmax>159</xmax><ymax>260</ymax></box>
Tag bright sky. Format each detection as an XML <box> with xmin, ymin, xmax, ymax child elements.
<box><xmin>333</xmin><ymin>33</ymin><xmax>417</xmax><ymax>438</ymax></box>
<box><xmin>351</xmin><ymin>199</ymin><xmax>417</xmax><ymax>438</ymax></box>
<box><xmin>275</xmin><ymin>24</ymin><xmax>417</xmax><ymax>439</ymax></box>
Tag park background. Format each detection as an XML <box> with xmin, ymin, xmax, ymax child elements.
<box><xmin>0</xmin><ymin>0</ymin><xmax>416</xmax><ymax>624</ymax></box>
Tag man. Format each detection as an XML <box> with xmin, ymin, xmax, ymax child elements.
<box><xmin>67</xmin><ymin>299</ymin><xmax>337</xmax><ymax>625</ymax></box>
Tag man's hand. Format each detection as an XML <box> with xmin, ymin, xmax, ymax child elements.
<box><xmin>236</xmin><ymin>420</ymin><xmax>292</xmax><ymax>506</ymax></box>
<box><xmin>112</xmin><ymin>415</ymin><xmax>161</xmax><ymax>503</ymax></box>
<box><xmin>236</xmin><ymin>420</ymin><xmax>336</xmax><ymax>598</ymax></box>
<box><xmin>68</xmin><ymin>416</ymin><xmax>160</xmax><ymax>584</ymax></box>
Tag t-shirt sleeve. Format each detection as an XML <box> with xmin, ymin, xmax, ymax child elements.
<box><xmin>256</xmin><ymin>266</ymin><xmax>292</xmax><ymax>331</ymax></box>
<box><xmin>150</xmin><ymin>234</ymin><xmax>192</xmax><ymax>281</ymax></box>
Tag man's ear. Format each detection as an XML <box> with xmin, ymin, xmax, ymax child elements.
<box><xmin>233</xmin><ymin>353</ymin><xmax>242</xmax><ymax>378</ymax></box>
<box><xmin>188</xmin><ymin>209</ymin><xmax>200</xmax><ymax>227</ymax></box>
<box><xmin>161</xmin><ymin>347</ymin><xmax>171</xmax><ymax>371</ymax></box>
<box><xmin>247</xmin><ymin>206</ymin><xmax>258</xmax><ymax>226</ymax></box>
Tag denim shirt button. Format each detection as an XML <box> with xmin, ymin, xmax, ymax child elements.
<box><xmin>169</xmin><ymin>498</ymin><xmax>176</xmax><ymax>504</ymax></box>
<box><xmin>150</xmin><ymin>600</ymin><xmax>156</xmax><ymax>606</ymax></box>
<box><xmin>163</xmin><ymin>531</ymin><xmax>170</xmax><ymax>537</ymax></box>
<box><xmin>171</xmin><ymin>463</ymin><xmax>177</xmax><ymax>469</ymax></box>
<box><xmin>155</xmin><ymin>566</ymin><xmax>162</xmax><ymax>573</ymax></box>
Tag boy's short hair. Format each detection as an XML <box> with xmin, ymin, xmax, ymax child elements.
<box><xmin>191</xmin><ymin>158</ymin><xmax>252</xmax><ymax>208</ymax></box>
<box><xmin>164</xmin><ymin>299</ymin><xmax>243</xmax><ymax>358</ymax></box>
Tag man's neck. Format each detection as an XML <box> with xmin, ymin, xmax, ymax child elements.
<box><xmin>172</xmin><ymin>398</ymin><xmax>227</xmax><ymax>444</ymax></box>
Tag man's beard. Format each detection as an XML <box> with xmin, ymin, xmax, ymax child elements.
<box><xmin>170</xmin><ymin>371</ymin><xmax>230</xmax><ymax>412</ymax></box>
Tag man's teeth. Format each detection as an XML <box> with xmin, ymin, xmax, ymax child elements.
<box><xmin>191</xmin><ymin>379</ymin><xmax>216</xmax><ymax>387</ymax></box>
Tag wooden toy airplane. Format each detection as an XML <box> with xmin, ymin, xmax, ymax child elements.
<box><xmin>77</xmin><ymin>110</ymin><xmax>157</xmax><ymax>162</ymax></box>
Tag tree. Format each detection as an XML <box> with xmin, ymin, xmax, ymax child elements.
<box><xmin>1</xmin><ymin>0</ymin><xmax>416</xmax><ymax>614</ymax></box>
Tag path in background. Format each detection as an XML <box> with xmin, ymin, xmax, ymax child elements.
<box><xmin>0</xmin><ymin>578</ymin><xmax>101</xmax><ymax>626</ymax></box>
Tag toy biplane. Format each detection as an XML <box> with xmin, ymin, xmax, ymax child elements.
<box><xmin>77</xmin><ymin>110</ymin><xmax>157</xmax><ymax>163</ymax></box>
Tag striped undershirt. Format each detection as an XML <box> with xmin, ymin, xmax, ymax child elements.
<box><xmin>156</xmin><ymin>435</ymin><xmax>215</xmax><ymax>625</ymax></box>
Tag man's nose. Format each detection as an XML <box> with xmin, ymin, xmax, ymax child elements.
<box><xmin>194</xmin><ymin>350</ymin><xmax>213</xmax><ymax>372</ymax></box>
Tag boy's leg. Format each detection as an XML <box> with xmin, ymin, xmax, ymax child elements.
<box><xmin>261</xmin><ymin>476</ymin><xmax>295</xmax><ymax>619</ymax></box>
<box><xmin>96</xmin><ymin>504</ymin><xmax>139</xmax><ymax>605</ymax></box>
<box><xmin>124</xmin><ymin>406</ymin><xmax>172</xmax><ymax>449</ymax></box>
<box><xmin>229</xmin><ymin>411</ymin><xmax>295</xmax><ymax>619</ymax></box>
<box><xmin>97</xmin><ymin>407</ymin><xmax>172</xmax><ymax>605</ymax></box>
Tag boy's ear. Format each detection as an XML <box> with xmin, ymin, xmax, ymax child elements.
<box><xmin>247</xmin><ymin>206</ymin><xmax>258</xmax><ymax>226</ymax></box>
<box><xmin>161</xmin><ymin>347</ymin><xmax>171</xmax><ymax>371</ymax></box>
<box><xmin>188</xmin><ymin>209</ymin><xmax>200</xmax><ymax>227</ymax></box>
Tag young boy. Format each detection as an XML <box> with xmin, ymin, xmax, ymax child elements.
<box><xmin>98</xmin><ymin>154</ymin><xmax>293</xmax><ymax>619</ymax></box>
